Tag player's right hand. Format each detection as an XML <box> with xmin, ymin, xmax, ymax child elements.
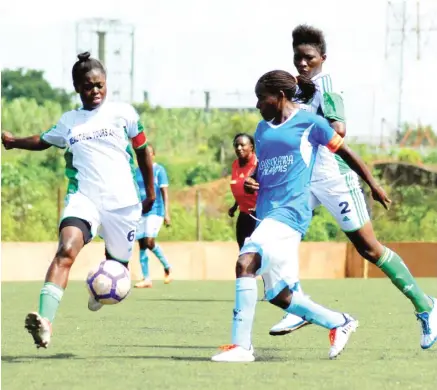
<box><xmin>1</xmin><ymin>131</ymin><xmax>15</xmax><ymax>150</ymax></box>
<box><xmin>371</xmin><ymin>185</ymin><xmax>391</xmax><ymax>210</ymax></box>
<box><xmin>244</xmin><ymin>177</ymin><xmax>259</xmax><ymax>194</ymax></box>
<box><xmin>142</xmin><ymin>198</ymin><xmax>155</xmax><ymax>214</ymax></box>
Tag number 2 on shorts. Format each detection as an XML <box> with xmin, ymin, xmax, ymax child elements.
<box><xmin>339</xmin><ymin>201</ymin><xmax>351</xmax><ymax>214</ymax></box>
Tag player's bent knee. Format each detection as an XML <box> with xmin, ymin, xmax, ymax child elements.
<box><xmin>357</xmin><ymin>245</ymin><xmax>384</xmax><ymax>264</ymax></box>
<box><xmin>236</xmin><ymin>253</ymin><xmax>261</xmax><ymax>277</ymax></box>
<box><xmin>55</xmin><ymin>243</ymin><xmax>78</xmax><ymax>267</ymax></box>
<box><xmin>145</xmin><ymin>237</ymin><xmax>155</xmax><ymax>249</ymax></box>
<box><xmin>269</xmin><ymin>286</ymin><xmax>292</xmax><ymax>309</ymax></box>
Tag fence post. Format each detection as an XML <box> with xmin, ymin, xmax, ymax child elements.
<box><xmin>196</xmin><ymin>190</ymin><xmax>201</xmax><ymax>241</ymax></box>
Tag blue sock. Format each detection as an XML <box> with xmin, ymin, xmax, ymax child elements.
<box><xmin>151</xmin><ymin>244</ymin><xmax>170</xmax><ymax>270</ymax></box>
<box><xmin>286</xmin><ymin>293</ymin><xmax>345</xmax><ymax>329</ymax></box>
<box><xmin>139</xmin><ymin>249</ymin><xmax>149</xmax><ymax>279</ymax></box>
<box><xmin>231</xmin><ymin>277</ymin><xmax>257</xmax><ymax>350</ymax></box>
<box><xmin>291</xmin><ymin>281</ymin><xmax>304</xmax><ymax>295</ymax></box>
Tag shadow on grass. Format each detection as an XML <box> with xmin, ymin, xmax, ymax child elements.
<box><xmin>2</xmin><ymin>353</ymin><xmax>81</xmax><ymax>363</ymax></box>
<box><xmin>105</xmin><ymin>344</ymin><xmax>289</xmax><ymax>352</ymax></box>
<box><xmin>1</xmin><ymin>351</ymin><xmax>284</xmax><ymax>363</ymax></box>
<box><xmin>136</xmin><ymin>298</ymin><xmax>234</xmax><ymax>303</ymax></box>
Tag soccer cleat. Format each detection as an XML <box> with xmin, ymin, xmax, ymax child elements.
<box><xmin>134</xmin><ymin>278</ymin><xmax>153</xmax><ymax>288</ymax></box>
<box><xmin>88</xmin><ymin>296</ymin><xmax>103</xmax><ymax>312</ymax></box>
<box><xmin>416</xmin><ymin>296</ymin><xmax>437</xmax><ymax>350</ymax></box>
<box><xmin>164</xmin><ymin>268</ymin><xmax>172</xmax><ymax>284</ymax></box>
<box><xmin>211</xmin><ymin>344</ymin><xmax>255</xmax><ymax>362</ymax></box>
<box><xmin>269</xmin><ymin>313</ymin><xmax>311</xmax><ymax>336</ymax></box>
<box><xmin>24</xmin><ymin>312</ymin><xmax>52</xmax><ymax>349</ymax></box>
<box><xmin>328</xmin><ymin>314</ymin><xmax>359</xmax><ymax>359</ymax></box>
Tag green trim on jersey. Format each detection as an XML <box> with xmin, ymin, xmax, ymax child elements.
<box><xmin>135</xmin><ymin>121</ymin><xmax>148</xmax><ymax>150</ymax></box>
<box><xmin>124</xmin><ymin>127</ymin><xmax>141</xmax><ymax>201</ymax></box>
<box><xmin>64</xmin><ymin>149</ymin><xmax>79</xmax><ymax>194</ymax></box>
<box><xmin>323</xmin><ymin>92</ymin><xmax>345</xmax><ymax>122</ymax></box>
<box><xmin>321</xmin><ymin>90</ymin><xmax>350</xmax><ymax>174</ymax></box>
<box><xmin>40</xmin><ymin>126</ymin><xmax>66</xmax><ymax>149</ymax></box>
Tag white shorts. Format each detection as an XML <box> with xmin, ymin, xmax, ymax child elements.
<box><xmin>136</xmin><ymin>215</ymin><xmax>164</xmax><ymax>239</ymax></box>
<box><xmin>61</xmin><ymin>192</ymin><xmax>142</xmax><ymax>262</ymax></box>
<box><xmin>240</xmin><ymin>218</ymin><xmax>301</xmax><ymax>301</ymax></box>
<box><xmin>310</xmin><ymin>172</ymin><xmax>370</xmax><ymax>232</ymax></box>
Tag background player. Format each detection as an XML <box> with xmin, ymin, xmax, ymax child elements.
<box><xmin>228</xmin><ymin>133</ymin><xmax>258</xmax><ymax>249</ymax></box>
<box><xmin>134</xmin><ymin>144</ymin><xmax>172</xmax><ymax>288</ymax></box>
<box><xmin>269</xmin><ymin>25</ymin><xmax>437</xmax><ymax>351</ymax></box>
<box><xmin>212</xmin><ymin>70</ymin><xmax>391</xmax><ymax>362</ymax></box>
<box><xmin>1</xmin><ymin>52</ymin><xmax>155</xmax><ymax>348</ymax></box>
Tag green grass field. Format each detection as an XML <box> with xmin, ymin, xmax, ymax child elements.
<box><xmin>2</xmin><ymin>279</ymin><xmax>437</xmax><ymax>390</ymax></box>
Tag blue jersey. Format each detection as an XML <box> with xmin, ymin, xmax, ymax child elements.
<box><xmin>254</xmin><ymin>110</ymin><xmax>343</xmax><ymax>235</ymax></box>
<box><xmin>135</xmin><ymin>164</ymin><xmax>169</xmax><ymax>217</ymax></box>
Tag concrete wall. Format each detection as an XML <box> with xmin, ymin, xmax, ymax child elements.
<box><xmin>1</xmin><ymin>241</ymin><xmax>346</xmax><ymax>282</ymax></box>
<box><xmin>346</xmin><ymin>242</ymin><xmax>437</xmax><ymax>278</ymax></box>
<box><xmin>1</xmin><ymin>241</ymin><xmax>435</xmax><ymax>282</ymax></box>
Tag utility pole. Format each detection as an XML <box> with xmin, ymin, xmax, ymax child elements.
<box><xmin>385</xmin><ymin>0</ymin><xmax>437</xmax><ymax>142</ymax></box>
<box><xmin>76</xmin><ymin>18</ymin><xmax>136</xmax><ymax>103</ymax></box>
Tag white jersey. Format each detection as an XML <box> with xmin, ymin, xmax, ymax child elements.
<box><xmin>298</xmin><ymin>72</ymin><xmax>351</xmax><ymax>182</ymax></box>
<box><xmin>41</xmin><ymin>101</ymin><xmax>147</xmax><ymax>211</ymax></box>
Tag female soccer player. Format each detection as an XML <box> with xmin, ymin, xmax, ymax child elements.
<box><xmin>134</xmin><ymin>143</ymin><xmax>172</xmax><ymax>288</ymax></box>
<box><xmin>1</xmin><ymin>52</ymin><xmax>155</xmax><ymax>349</ymax></box>
<box><xmin>228</xmin><ymin>133</ymin><xmax>258</xmax><ymax>249</ymax></box>
<box><xmin>212</xmin><ymin>70</ymin><xmax>389</xmax><ymax>362</ymax></box>
<box><xmin>269</xmin><ymin>25</ymin><xmax>437</xmax><ymax>351</ymax></box>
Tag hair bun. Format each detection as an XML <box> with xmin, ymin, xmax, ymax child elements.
<box><xmin>77</xmin><ymin>52</ymin><xmax>91</xmax><ymax>62</ymax></box>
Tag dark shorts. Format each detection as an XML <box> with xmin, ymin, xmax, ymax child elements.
<box><xmin>236</xmin><ymin>211</ymin><xmax>257</xmax><ymax>250</ymax></box>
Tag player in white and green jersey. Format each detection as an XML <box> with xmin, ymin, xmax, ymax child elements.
<box><xmin>1</xmin><ymin>52</ymin><xmax>156</xmax><ymax>349</ymax></box>
<box><xmin>268</xmin><ymin>25</ymin><xmax>437</xmax><ymax>350</ymax></box>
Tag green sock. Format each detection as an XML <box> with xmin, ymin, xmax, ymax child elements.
<box><xmin>39</xmin><ymin>282</ymin><xmax>64</xmax><ymax>323</ymax></box>
<box><xmin>376</xmin><ymin>247</ymin><xmax>432</xmax><ymax>313</ymax></box>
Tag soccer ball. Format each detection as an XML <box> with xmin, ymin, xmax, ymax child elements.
<box><xmin>86</xmin><ymin>260</ymin><xmax>131</xmax><ymax>305</ymax></box>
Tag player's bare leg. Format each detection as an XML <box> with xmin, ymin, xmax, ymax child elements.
<box><xmin>25</xmin><ymin>225</ymin><xmax>84</xmax><ymax>348</ymax></box>
<box><xmin>135</xmin><ymin>237</ymin><xmax>153</xmax><ymax>288</ymax></box>
<box><xmin>346</xmin><ymin>222</ymin><xmax>436</xmax><ymax>349</ymax></box>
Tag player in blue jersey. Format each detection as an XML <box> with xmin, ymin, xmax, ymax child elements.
<box><xmin>269</xmin><ymin>25</ymin><xmax>437</xmax><ymax>351</ymax></box>
<box><xmin>211</xmin><ymin>70</ymin><xmax>391</xmax><ymax>362</ymax></box>
<box><xmin>134</xmin><ymin>144</ymin><xmax>172</xmax><ymax>288</ymax></box>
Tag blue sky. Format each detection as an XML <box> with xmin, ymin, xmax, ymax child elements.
<box><xmin>1</xmin><ymin>0</ymin><xmax>436</xmax><ymax>140</ymax></box>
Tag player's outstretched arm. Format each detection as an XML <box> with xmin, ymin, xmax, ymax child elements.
<box><xmin>135</xmin><ymin>146</ymin><xmax>156</xmax><ymax>213</ymax></box>
<box><xmin>335</xmin><ymin>143</ymin><xmax>391</xmax><ymax>210</ymax></box>
<box><xmin>329</xmin><ymin>120</ymin><xmax>346</xmax><ymax>138</ymax></box>
<box><xmin>1</xmin><ymin>132</ymin><xmax>51</xmax><ymax>151</ymax></box>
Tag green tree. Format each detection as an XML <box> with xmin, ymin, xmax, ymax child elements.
<box><xmin>1</xmin><ymin>68</ymin><xmax>73</xmax><ymax>110</ymax></box>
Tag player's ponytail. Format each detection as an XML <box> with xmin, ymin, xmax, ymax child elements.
<box><xmin>295</xmin><ymin>75</ymin><xmax>316</xmax><ymax>103</ymax></box>
<box><xmin>72</xmin><ymin>51</ymin><xmax>106</xmax><ymax>87</ymax></box>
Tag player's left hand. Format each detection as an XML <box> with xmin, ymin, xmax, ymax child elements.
<box><xmin>244</xmin><ymin>177</ymin><xmax>259</xmax><ymax>194</ymax></box>
<box><xmin>164</xmin><ymin>215</ymin><xmax>171</xmax><ymax>227</ymax></box>
<box><xmin>142</xmin><ymin>198</ymin><xmax>155</xmax><ymax>214</ymax></box>
<box><xmin>371</xmin><ymin>185</ymin><xmax>391</xmax><ymax>210</ymax></box>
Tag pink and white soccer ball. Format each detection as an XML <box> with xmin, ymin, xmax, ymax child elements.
<box><xmin>86</xmin><ymin>260</ymin><xmax>131</xmax><ymax>305</ymax></box>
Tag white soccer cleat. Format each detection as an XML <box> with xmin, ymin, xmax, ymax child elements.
<box><xmin>328</xmin><ymin>314</ymin><xmax>359</xmax><ymax>359</ymax></box>
<box><xmin>416</xmin><ymin>297</ymin><xmax>437</xmax><ymax>350</ymax></box>
<box><xmin>88</xmin><ymin>296</ymin><xmax>103</xmax><ymax>312</ymax></box>
<box><xmin>211</xmin><ymin>344</ymin><xmax>255</xmax><ymax>362</ymax></box>
<box><xmin>24</xmin><ymin>312</ymin><xmax>52</xmax><ymax>349</ymax></box>
<box><xmin>269</xmin><ymin>313</ymin><xmax>311</xmax><ymax>336</ymax></box>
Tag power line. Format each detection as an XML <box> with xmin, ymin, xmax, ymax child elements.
<box><xmin>385</xmin><ymin>0</ymin><xmax>437</xmax><ymax>140</ymax></box>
